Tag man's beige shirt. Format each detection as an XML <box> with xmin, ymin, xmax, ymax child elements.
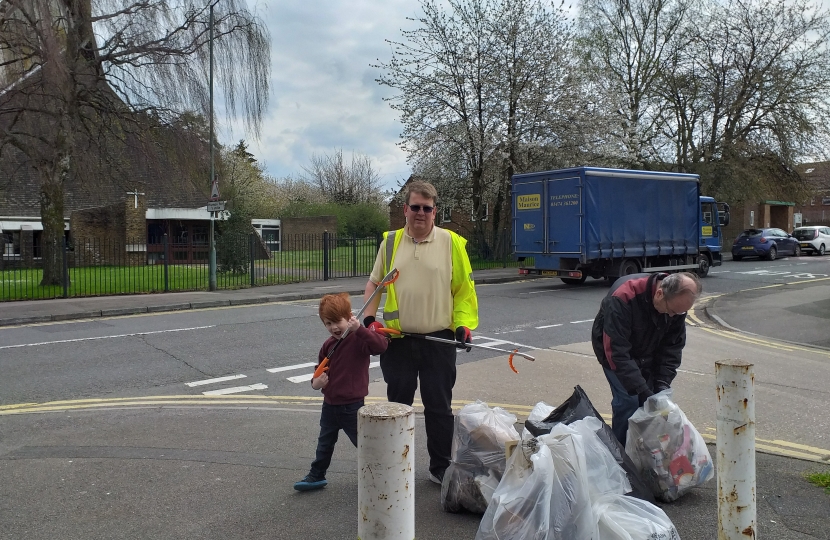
<box><xmin>370</xmin><ymin>225</ymin><xmax>454</xmax><ymax>334</ymax></box>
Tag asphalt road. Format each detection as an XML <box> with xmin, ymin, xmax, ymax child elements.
<box><xmin>1</xmin><ymin>256</ymin><xmax>829</xmax><ymax>452</ymax></box>
<box><xmin>2</xmin><ymin>256</ymin><xmax>830</xmax><ymax>539</ymax></box>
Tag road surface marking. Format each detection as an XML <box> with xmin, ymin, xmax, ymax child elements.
<box><xmin>203</xmin><ymin>383</ymin><xmax>267</xmax><ymax>395</ymax></box>
<box><xmin>570</xmin><ymin>319</ymin><xmax>594</xmax><ymax>324</ymax></box>
<box><xmin>535</xmin><ymin>324</ymin><xmax>563</xmax><ymax>329</ymax></box>
<box><xmin>0</xmin><ymin>325</ymin><xmax>216</xmax><ymax>350</ymax></box>
<box><xmin>266</xmin><ymin>362</ymin><xmax>317</xmax><ymax>373</ymax></box>
<box><xmin>3</xmin><ymin>395</ymin><xmax>827</xmax><ymax>461</ymax></box>
<box><xmin>186</xmin><ymin>374</ymin><xmax>246</xmax><ymax>387</ymax></box>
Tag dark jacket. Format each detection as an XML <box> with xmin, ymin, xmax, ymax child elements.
<box><xmin>591</xmin><ymin>273</ymin><xmax>686</xmax><ymax>397</ymax></box>
<box><xmin>316</xmin><ymin>326</ymin><xmax>388</xmax><ymax>405</ymax></box>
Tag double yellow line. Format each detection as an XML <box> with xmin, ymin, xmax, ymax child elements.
<box><xmin>3</xmin><ymin>394</ymin><xmax>829</xmax><ymax>463</ymax></box>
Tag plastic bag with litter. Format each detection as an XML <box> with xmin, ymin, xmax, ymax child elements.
<box><xmin>625</xmin><ymin>389</ymin><xmax>714</xmax><ymax>502</ymax></box>
<box><xmin>441</xmin><ymin>400</ymin><xmax>520</xmax><ymax>513</ymax></box>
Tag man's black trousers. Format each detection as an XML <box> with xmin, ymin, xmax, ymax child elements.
<box><xmin>379</xmin><ymin>329</ymin><xmax>457</xmax><ymax>477</ymax></box>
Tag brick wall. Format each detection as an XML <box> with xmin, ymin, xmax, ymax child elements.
<box><xmin>69</xmin><ymin>196</ymin><xmax>148</xmax><ymax>266</ymax></box>
<box><xmin>280</xmin><ymin>216</ymin><xmax>337</xmax><ymax>251</ymax></box>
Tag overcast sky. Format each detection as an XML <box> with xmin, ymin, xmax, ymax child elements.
<box><xmin>226</xmin><ymin>0</ymin><xmax>830</xmax><ymax>191</ymax></box>
<box><xmin>219</xmin><ymin>0</ymin><xmax>422</xmax><ymax>191</ymax></box>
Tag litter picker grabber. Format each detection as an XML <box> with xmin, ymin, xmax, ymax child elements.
<box><xmin>312</xmin><ymin>268</ymin><xmax>400</xmax><ymax>379</ymax></box>
<box><xmin>375</xmin><ymin>327</ymin><xmax>535</xmax><ymax>373</ymax></box>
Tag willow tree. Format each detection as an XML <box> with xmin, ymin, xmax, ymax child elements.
<box><xmin>0</xmin><ymin>0</ymin><xmax>269</xmax><ymax>285</ymax></box>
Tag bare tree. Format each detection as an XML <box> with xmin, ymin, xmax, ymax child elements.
<box><xmin>301</xmin><ymin>149</ymin><xmax>384</xmax><ymax>204</ymax></box>
<box><xmin>578</xmin><ymin>0</ymin><xmax>694</xmax><ymax>167</ymax></box>
<box><xmin>660</xmin><ymin>0</ymin><xmax>830</xmax><ymax>202</ymax></box>
<box><xmin>376</xmin><ymin>0</ymin><xmax>578</xmax><ymax>243</ymax></box>
<box><xmin>0</xmin><ymin>0</ymin><xmax>269</xmax><ymax>285</ymax></box>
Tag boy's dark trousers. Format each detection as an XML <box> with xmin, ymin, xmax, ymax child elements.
<box><xmin>379</xmin><ymin>330</ymin><xmax>457</xmax><ymax>478</ymax></box>
<box><xmin>309</xmin><ymin>400</ymin><xmax>364</xmax><ymax>480</ymax></box>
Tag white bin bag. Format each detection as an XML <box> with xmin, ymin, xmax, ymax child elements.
<box><xmin>594</xmin><ymin>493</ymin><xmax>681</xmax><ymax>540</ymax></box>
<box><xmin>475</xmin><ymin>441</ymin><xmax>555</xmax><ymax>540</ymax></box>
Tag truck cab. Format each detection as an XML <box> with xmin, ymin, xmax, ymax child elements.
<box><xmin>698</xmin><ymin>197</ymin><xmax>730</xmax><ymax>277</ymax></box>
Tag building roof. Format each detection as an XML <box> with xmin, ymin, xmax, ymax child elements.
<box><xmin>795</xmin><ymin>161</ymin><xmax>830</xmax><ymax>192</ymax></box>
<box><xmin>0</xmin><ymin>124</ymin><xmax>211</xmax><ymax>219</ymax></box>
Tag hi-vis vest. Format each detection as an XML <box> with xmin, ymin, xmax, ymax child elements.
<box><xmin>381</xmin><ymin>228</ymin><xmax>479</xmax><ymax>332</ymax></box>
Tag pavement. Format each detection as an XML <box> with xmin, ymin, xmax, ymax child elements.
<box><xmin>2</xmin><ymin>268</ymin><xmax>830</xmax><ymax>539</ymax></box>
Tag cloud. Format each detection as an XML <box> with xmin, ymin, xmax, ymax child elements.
<box><xmin>219</xmin><ymin>0</ymin><xmax>420</xmax><ymax>190</ymax></box>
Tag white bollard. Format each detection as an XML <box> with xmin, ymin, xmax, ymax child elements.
<box><xmin>358</xmin><ymin>402</ymin><xmax>415</xmax><ymax>540</ymax></box>
<box><xmin>716</xmin><ymin>360</ymin><xmax>756</xmax><ymax>540</ymax></box>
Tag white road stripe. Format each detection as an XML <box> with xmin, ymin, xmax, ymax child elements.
<box><xmin>570</xmin><ymin>319</ymin><xmax>594</xmax><ymax>324</ymax></box>
<box><xmin>527</xmin><ymin>290</ymin><xmax>562</xmax><ymax>294</ymax></box>
<box><xmin>474</xmin><ymin>339</ymin><xmax>511</xmax><ymax>347</ymax></box>
<box><xmin>0</xmin><ymin>325</ymin><xmax>216</xmax><ymax>350</ymax></box>
<box><xmin>535</xmin><ymin>324</ymin><xmax>563</xmax><ymax>329</ymax></box>
<box><xmin>287</xmin><ymin>361</ymin><xmax>380</xmax><ymax>384</ymax></box>
<box><xmin>474</xmin><ymin>337</ymin><xmax>541</xmax><ymax>350</ymax></box>
<box><xmin>266</xmin><ymin>362</ymin><xmax>317</xmax><ymax>373</ymax></box>
<box><xmin>202</xmin><ymin>383</ymin><xmax>267</xmax><ymax>395</ymax></box>
<box><xmin>186</xmin><ymin>374</ymin><xmax>246</xmax><ymax>387</ymax></box>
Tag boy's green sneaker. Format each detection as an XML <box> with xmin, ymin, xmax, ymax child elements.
<box><xmin>293</xmin><ymin>475</ymin><xmax>327</xmax><ymax>491</ymax></box>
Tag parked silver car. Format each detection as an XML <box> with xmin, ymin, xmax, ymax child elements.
<box><xmin>792</xmin><ymin>226</ymin><xmax>830</xmax><ymax>255</ymax></box>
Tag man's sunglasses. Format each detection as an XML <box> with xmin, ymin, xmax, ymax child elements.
<box><xmin>407</xmin><ymin>204</ymin><xmax>434</xmax><ymax>214</ymax></box>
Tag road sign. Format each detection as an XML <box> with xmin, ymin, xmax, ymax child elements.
<box><xmin>210</xmin><ymin>176</ymin><xmax>220</xmax><ymax>201</ymax></box>
<box><xmin>207</xmin><ymin>201</ymin><xmax>225</xmax><ymax>212</ymax></box>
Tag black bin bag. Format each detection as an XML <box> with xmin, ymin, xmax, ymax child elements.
<box><xmin>524</xmin><ymin>385</ymin><xmax>655</xmax><ymax>504</ymax></box>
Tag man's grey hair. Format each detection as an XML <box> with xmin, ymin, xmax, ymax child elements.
<box><xmin>660</xmin><ymin>271</ymin><xmax>702</xmax><ymax>300</ymax></box>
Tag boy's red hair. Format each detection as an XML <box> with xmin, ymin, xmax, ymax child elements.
<box><xmin>319</xmin><ymin>292</ymin><xmax>352</xmax><ymax>322</ymax></box>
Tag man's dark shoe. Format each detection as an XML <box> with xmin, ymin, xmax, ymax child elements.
<box><xmin>293</xmin><ymin>475</ymin><xmax>327</xmax><ymax>491</ymax></box>
<box><xmin>428</xmin><ymin>469</ymin><xmax>445</xmax><ymax>485</ymax></box>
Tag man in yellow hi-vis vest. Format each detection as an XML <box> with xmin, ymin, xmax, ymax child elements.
<box><xmin>362</xmin><ymin>180</ymin><xmax>479</xmax><ymax>485</ymax></box>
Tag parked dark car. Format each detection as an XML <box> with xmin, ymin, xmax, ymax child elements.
<box><xmin>731</xmin><ymin>228</ymin><xmax>800</xmax><ymax>261</ymax></box>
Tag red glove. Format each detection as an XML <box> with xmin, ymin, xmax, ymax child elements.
<box><xmin>363</xmin><ymin>316</ymin><xmax>384</xmax><ymax>333</ymax></box>
<box><xmin>455</xmin><ymin>326</ymin><xmax>472</xmax><ymax>352</ymax></box>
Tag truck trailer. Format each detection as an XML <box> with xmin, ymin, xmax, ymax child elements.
<box><xmin>512</xmin><ymin>167</ymin><xmax>729</xmax><ymax>284</ymax></box>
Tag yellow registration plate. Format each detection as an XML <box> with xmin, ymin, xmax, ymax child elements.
<box><xmin>741</xmin><ymin>246</ymin><xmax>754</xmax><ymax>250</ymax></box>
<box><xmin>541</xmin><ymin>270</ymin><xmax>560</xmax><ymax>276</ymax></box>
<box><xmin>801</xmin><ymin>243</ymin><xmax>810</xmax><ymax>247</ymax></box>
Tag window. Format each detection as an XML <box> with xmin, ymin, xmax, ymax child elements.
<box><xmin>811</xmin><ymin>198</ymin><xmax>816</xmax><ymax>206</ymax></box>
<box><xmin>471</xmin><ymin>203</ymin><xmax>489</xmax><ymax>221</ymax></box>
<box><xmin>441</xmin><ymin>207</ymin><xmax>452</xmax><ymax>223</ymax></box>
<box><xmin>822</xmin><ymin>197</ymin><xmax>830</xmax><ymax>206</ymax></box>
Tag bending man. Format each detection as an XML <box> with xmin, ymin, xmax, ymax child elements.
<box><xmin>591</xmin><ymin>271</ymin><xmax>702</xmax><ymax>446</ymax></box>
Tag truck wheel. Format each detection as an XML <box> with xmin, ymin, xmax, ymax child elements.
<box><xmin>561</xmin><ymin>276</ymin><xmax>587</xmax><ymax>285</ymax></box>
<box><xmin>697</xmin><ymin>255</ymin><xmax>711</xmax><ymax>278</ymax></box>
<box><xmin>619</xmin><ymin>259</ymin><xmax>640</xmax><ymax>276</ymax></box>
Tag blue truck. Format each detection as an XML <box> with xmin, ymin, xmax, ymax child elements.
<box><xmin>512</xmin><ymin>167</ymin><xmax>730</xmax><ymax>284</ymax></box>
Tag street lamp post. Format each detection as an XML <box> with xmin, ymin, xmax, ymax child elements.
<box><xmin>208</xmin><ymin>1</ymin><xmax>218</xmax><ymax>291</ymax></box>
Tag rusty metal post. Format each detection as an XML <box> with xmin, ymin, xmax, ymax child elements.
<box><xmin>716</xmin><ymin>360</ymin><xmax>756</xmax><ymax>539</ymax></box>
<box><xmin>358</xmin><ymin>402</ymin><xmax>415</xmax><ymax>540</ymax></box>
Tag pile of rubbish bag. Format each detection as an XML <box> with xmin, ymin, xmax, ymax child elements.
<box><xmin>440</xmin><ymin>386</ymin><xmax>711</xmax><ymax>539</ymax></box>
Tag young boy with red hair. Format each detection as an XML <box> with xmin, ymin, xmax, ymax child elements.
<box><xmin>293</xmin><ymin>292</ymin><xmax>389</xmax><ymax>491</ymax></box>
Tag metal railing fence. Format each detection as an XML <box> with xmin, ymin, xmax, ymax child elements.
<box><xmin>0</xmin><ymin>229</ymin><xmax>530</xmax><ymax>301</ymax></box>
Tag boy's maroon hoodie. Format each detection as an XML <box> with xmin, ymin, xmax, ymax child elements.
<box><xmin>316</xmin><ymin>326</ymin><xmax>388</xmax><ymax>405</ymax></box>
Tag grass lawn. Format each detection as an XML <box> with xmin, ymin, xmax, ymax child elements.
<box><xmin>1</xmin><ymin>242</ymin><xmax>528</xmax><ymax>301</ymax></box>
